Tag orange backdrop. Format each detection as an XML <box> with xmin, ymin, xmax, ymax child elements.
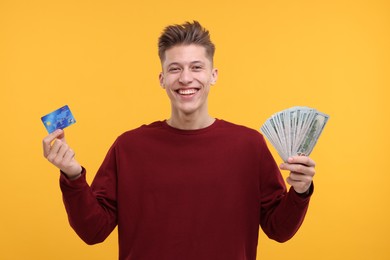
<box><xmin>1</xmin><ymin>0</ymin><xmax>389</xmax><ymax>259</ymax></box>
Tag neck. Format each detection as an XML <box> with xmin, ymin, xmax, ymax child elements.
<box><xmin>167</xmin><ymin>111</ymin><xmax>215</xmax><ymax>130</ymax></box>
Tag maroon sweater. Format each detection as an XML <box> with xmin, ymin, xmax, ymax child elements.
<box><xmin>60</xmin><ymin>119</ymin><xmax>312</xmax><ymax>260</ymax></box>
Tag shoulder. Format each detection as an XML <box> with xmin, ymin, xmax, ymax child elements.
<box><xmin>114</xmin><ymin>121</ymin><xmax>165</xmax><ymax>144</ymax></box>
<box><xmin>217</xmin><ymin>119</ymin><xmax>263</xmax><ymax>139</ymax></box>
<box><xmin>214</xmin><ymin>120</ymin><xmax>273</xmax><ymax>163</ymax></box>
<box><xmin>215</xmin><ymin>119</ymin><xmax>268</xmax><ymax>149</ymax></box>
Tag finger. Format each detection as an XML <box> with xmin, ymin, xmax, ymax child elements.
<box><xmin>63</xmin><ymin>148</ymin><xmax>75</xmax><ymax>165</ymax></box>
<box><xmin>58</xmin><ymin>149</ymin><xmax>74</xmax><ymax>170</ymax></box>
<box><xmin>288</xmin><ymin>172</ymin><xmax>314</xmax><ymax>182</ymax></box>
<box><xmin>46</xmin><ymin>139</ymin><xmax>64</xmax><ymax>162</ymax></box>
<box><xmin>291</xmin><ymin>164</ymin><xmax>315</xmax><ymax>176</ymax></box>
<box><xmin>42</xmin><ymin>129</ymin><xmax>64</xmax><ymax>157</ymax></box>
<box><xmin>53</xmin><ymin>142</ymin><xmax>69</xmax><ymax>165</ymax></box>
<box><xmin>280</xmin><ymin>163</ymin><xmax>315</xmax><ymax>177</ymax></box>
<box><xmin>287</xmin><ymin>156</ymin><xmax>316</xmax><ymax>167</ymax></box>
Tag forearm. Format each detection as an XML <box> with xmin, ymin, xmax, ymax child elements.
<box><xmin>260</xmin><ymin>184</ymin><xmax>313</xmax><ymax>242</ymax></box>
<box><xmin>60</xmin><ymin>167</ymin><xmax>117</xmax><ymax>244</ymax></box>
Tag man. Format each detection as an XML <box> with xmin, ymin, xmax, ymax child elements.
<box><xmin>43</xmin><ymin>21</ymin><xmax>316</xmax><ymax>260</ymax></box>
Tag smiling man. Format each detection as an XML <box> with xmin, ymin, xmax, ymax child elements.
<box><xmin>159</xmin><ymin>31</ymin><xmax>218</xmax><ymax>130</ymax></box>
<box><xmin>43</xmin><ymin>21</ymin><xmax>316</xmax><ymax>260</ymax></box>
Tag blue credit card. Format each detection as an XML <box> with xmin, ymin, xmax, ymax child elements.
<box><xmin>41</xmin><ymin>105</ymin><xmax>76</xmax><ymax>133</ymax></box>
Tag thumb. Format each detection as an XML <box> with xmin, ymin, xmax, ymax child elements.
<box><xmin>51</xmin><ymin>129</ymin><xmax>66</xmax><ymax>143</ymax></box>
<box><xmin>42</xmin><ymin>129</ymin><xmax>67</xmax><ymax>157</ymax></box>
<box><xmin>56</xmin><ymin>128</ymin><xmax>65</xmax><ymax>139</ymax></box>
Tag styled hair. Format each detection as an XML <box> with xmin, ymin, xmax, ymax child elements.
<box><xmin>158</xmin><ymin>21</ymin><xmax>215</xmax><ymax>63</ymax></box>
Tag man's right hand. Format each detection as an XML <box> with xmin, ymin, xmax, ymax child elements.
<box><xmin>43</xmin><ymin>129</ymin><xmax>82</xmax><ymax>180</ymax></box>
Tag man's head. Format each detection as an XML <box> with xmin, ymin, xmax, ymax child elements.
<box><xmin>158</xmin><ymin>21</ymin><xmax>215</xmax><ymax>64</ymax></box>
<box><xmin>157</xmin><ymin>21</ymin><xmax>218</xmax><ymax>123</ymax></box>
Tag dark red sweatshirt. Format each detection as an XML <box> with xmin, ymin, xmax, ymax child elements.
<box><xmin>60</xmin><ymin>119</ymin><xmax>312</xmax><ymax>260</ymax></box>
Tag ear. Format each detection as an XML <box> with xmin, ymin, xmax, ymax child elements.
<box><xmin>159</xmin><ymin>72</ymin><xmax>165</xmax><ymax>88</ymax></box>
<box><xmin>210</xmin><ymin>68</ymin><xmax>218</xmax><ymax>85</ymax></box>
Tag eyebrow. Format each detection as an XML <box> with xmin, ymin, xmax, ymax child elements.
<box><xmin>166</xmin><ymin>61</ymin><xmax>205</xmax><ymax>67</ymax></box>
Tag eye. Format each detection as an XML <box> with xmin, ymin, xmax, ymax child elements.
<box><xmin>192</xmin><ymin>65</ymin><xmax>203</xmax><ymax>71</ymax></box>
<box><xmin>168</xmin><ymin>67</ymin><xmax>181</xmax><ymax>73</ymax></box>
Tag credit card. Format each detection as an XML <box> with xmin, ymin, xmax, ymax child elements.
<box><xmin>41</xmin><ymin>105</ymin><xmax>76</xmax><ymax>133</ymax></box>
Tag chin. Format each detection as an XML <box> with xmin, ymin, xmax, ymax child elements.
<box><xmin>175</xmin><ymin>104</ymin><xmax>202</xmax><ymax>115</ymax></box>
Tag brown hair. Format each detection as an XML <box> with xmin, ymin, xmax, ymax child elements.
<box><xmin>158</xmin><ymin>21</ymin><xmax>215</xmax><ymax>63</ymax></box>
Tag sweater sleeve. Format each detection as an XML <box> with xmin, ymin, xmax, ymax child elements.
<box><xmin>258</xmin><ymin>135</ymin><xmax>313</xmax><ymax>242</ymax></box>
<box><xmin>60</xmin><ymin>142</ymin><xmax>118</xmax><ymax>245</ymax></box>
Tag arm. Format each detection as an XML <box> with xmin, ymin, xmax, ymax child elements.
<box><xmin>60</xmin><ymin>166</ymin><xmax>117</xmax><ymax>245</ymax></box>
<box><xmin>42</xmin><ymin>129</ymin><xmax>117</xmax><ymax>244</ymax></box>
<box><xmin>258</xmin><ymin>136</ymin><xmax>315</xmax><ymax>242</ymax></box>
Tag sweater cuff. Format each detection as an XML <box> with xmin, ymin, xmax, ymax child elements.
<box><xmin>291</xmin><ymin>182</ymin><xmax>314</xmax><ymax>199</ymax></box>
<box><xmin>289</xmin><ymin>183</ymin><xmax>314</xmax><ymax>208</ymax></box>
<box><xmin>59</xmin><ymin>166</ymin><xmax>87</xmax><ymax>189</ymax></box>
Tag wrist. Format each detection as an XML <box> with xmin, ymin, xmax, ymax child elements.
<box><xmin>60</xmin><ymin>166</ymin><xmax>83</xmax><ymax>180</ymax></box>
<box><xmin>294</xmin><ymin>182</ymin><xmax>314</xmax><ymax>198</ymax></box>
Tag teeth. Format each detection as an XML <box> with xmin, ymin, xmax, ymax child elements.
<box><xmin>178</xmin><ymin>89</ymin><xmax>197</xmax><ymax>95</ymax></box>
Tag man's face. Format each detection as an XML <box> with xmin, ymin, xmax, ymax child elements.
<box><xmin>159</xmin><ymin>44</ymin><xmax>218</xmax><ymax>116</ymax></box>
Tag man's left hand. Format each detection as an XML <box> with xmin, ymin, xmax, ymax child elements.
<box><xmin>279</xmin><ymin>156</ymin><xmax>316</xmax><ymax>194</ymax></box>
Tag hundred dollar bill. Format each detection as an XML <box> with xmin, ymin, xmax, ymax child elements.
<box><xmin>261</xmin><ymin>106</ymin><xmax>329</xmax><ymax>162</ymax></box>
<box><xmin>297</xmin><ymin>111</ymin><xmax>329</xmax><ymax>156</ymax></box>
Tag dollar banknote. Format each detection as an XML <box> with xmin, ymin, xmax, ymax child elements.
<box><xmin>260</xmin><ymin>106</ymin><xmax>329</xmax><ymax>162</ymax></box>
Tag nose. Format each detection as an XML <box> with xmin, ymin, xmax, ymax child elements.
<box><xmin>179</xmin><ymin>68</ymin><xmax>193</xmax><ymax>85</ymax></box>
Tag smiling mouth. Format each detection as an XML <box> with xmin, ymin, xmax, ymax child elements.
<box><xmin>176</xmin><ymin>88</ymin><xmax>199</xmax><ymax>95</ymax></box>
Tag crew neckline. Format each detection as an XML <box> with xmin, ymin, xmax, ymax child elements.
<box><xmin>161</xmin><ymin>118</ymin><xmax>221</xmax><ymax>135</ymax></box>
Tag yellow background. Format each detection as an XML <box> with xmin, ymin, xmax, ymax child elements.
<box><xmin>1</xmin><ymin>0</ymin><xmax>389</xmax><ymax>259</ymax></box>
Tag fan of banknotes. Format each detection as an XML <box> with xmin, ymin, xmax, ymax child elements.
<box><xmin>260</xmin><ymin>106</ymin><xmax>329</xmax><ymax>162</ymax></box>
